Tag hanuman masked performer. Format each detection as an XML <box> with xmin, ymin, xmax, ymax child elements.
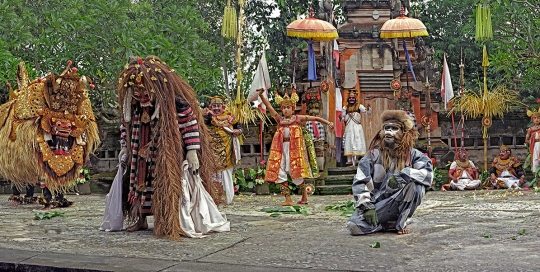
<box><xmin>257</xmin><ymin>88</ymin><xmax>334</xmax><ymax>206</ymax></box>
<box><xmin>0</xmin><ymin>61</ymin><xmax>99</xmax><ymax>208</ymax></box>
<box><xmin>340</xmin><ymin>89</ymin><xmax>372</xmax><ymax>166</ymax></box>
<box><xmin>118</xmin><ymin>56</ymin><xmax>226</xmax><ymax>240</ymax></box>
<box><xmin>204</xmin><ymin>96</ymin><xmax>243</xmax><ymax>204</ymax></box>
<box><xmin>346</xmin><ymin>110</ymin><xmax>432</xmax><ymax>235</ymax></box>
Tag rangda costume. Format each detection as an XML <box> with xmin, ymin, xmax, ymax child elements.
<box><xmin>347</xmin><ymin>110</ymin><xmax>432</xmax><ymax>235</ymax></box>
<box><xmin>525</xmin><ymin>108</ymin><xmax>540</xmax><ymax>173</ymax></box>
<box><xmin>0</xmin><ymin>61</ymin><xmax>99</xmax><ymax>206</ymax></box>
<box><xmin>117</xmin><ymin>56</ymin><xmax>227</xmax><ymax>240</ymax></box>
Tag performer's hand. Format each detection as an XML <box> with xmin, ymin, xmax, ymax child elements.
<box><xmin>363</xmin><ymin>209</ymin><xmax>378</xmax><ymax>226</ymax></box>
<box><xmin>490</xmin><ymin>173</ymin><xmax>497</xmax><ymax>181</ymax></box>
<box><xmin>366</xmin><ymin>102</ymin><xmax>371</xmax><ymax>108</ymax></box>
<box><xmin>118</xmin><ymin>147</ymin><xmax>127</xmax><ymax>164</ymax></box>
<box><xmin>186</xmin><ymin>150</ymin><xmax>199</xmax><ymax>175</ymax></box>
<box><xmin>258</xmin><ymin>88</ymin><xmax>265</xmax><ymax>95</ymax></box>
<box><xmin>203</xmin><ymin>107</ymin><xmax>212</xmax><ymax>116</ymax></box>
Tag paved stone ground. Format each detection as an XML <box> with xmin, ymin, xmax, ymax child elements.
<box><xmin>1</xmin><ymin>190</ymin><xmax>540</xmax><ymax>271</ymax></box>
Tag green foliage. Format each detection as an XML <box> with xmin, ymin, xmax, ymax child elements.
<box><xmin>260</xmin><ymin>205</ymin><xmax>310</xmax><ymax>216</ymax></box>
<box><xmin>414</xmin><ymin>0</ymin><xmax>540</xmax><ymax>105</ymax></box>
<box><xmin>431</xmin><ymin>167</ymin><xmax>447</xmax><ymax>191</ymax></box>
<box><xmin>479</xmin><ymin>170</ymin><xmax>490</xmax><ymax>183</ymax></box>
<box><xmin>369</xmin><ymin>242</ymin><xmax>381</xmax><ymax>248</ymax></box>
<box><xmin>325</xmin><ymin>200</ymin><xmax>355</xmax><ymax>217</ymax></box>
<box><xmin>0</xmin><ymin>0</ymin><xmax>223</xmax><ymax>110</ymax></box>
<box><xmin>233</xmin><ymin>160</ymin><xmax>267</xmax><ymax>191</ymax></box>
<box><xmin>34</xmin><ymin>211</ymin><xmax>66</xmax><ymax>220</ymax></box>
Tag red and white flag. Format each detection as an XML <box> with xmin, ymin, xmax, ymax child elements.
<box><xmin>441</xmin><ymin>53</ymin><xmax>454</xmax><ymax>110</ymax></box>
<box><xmin>248</xmin><ymin>49</ymin><xmax>271</xmax><ymax>113</ymax></box>
<box><xmin>333</xmin><ymin>40</ymin><xmax>340</xmax><ymax>68</ymax></box>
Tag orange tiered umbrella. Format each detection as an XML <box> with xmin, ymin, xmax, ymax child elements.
<box><xmin>286</xmin><ymin>7</ymin><xmax>338</xmax><ymax>42</ymax></box>
<box><xmin>380</xmin><ymin>6</ymin><xmax>428</xmax><ymax>39</ymax></box>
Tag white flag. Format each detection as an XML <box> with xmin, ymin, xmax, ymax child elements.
<box><xmin>248</xmin><ymin>50</ymin><xmax>271</xmax><ymax>113</ymax></box>
<box><xmin>441</xmin><ymin>54</ymin><xmax>454</xmax><ymax>110</ymax></box>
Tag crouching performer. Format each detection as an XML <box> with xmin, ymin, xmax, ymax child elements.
<box><xmin>346</xmin><ymin>110</ymin><xmax>433</xmax><ymax>235</ymax></box>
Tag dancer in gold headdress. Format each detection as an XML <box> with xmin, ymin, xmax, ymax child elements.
<box><xmin>257</xmin><ymin>88</ymin><xmax>334</xmax><ymax>206</ymax></box>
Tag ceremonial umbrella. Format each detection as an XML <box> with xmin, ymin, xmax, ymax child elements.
<box><xmin>287</xmin><ymin>7</ymin><xmax>338</xmax><ymax>81</ymax></box>
<box><xmin>380</xmin><ymin>7</ymin><xmax>428</xmax><ymax>39</ymax></box>
<box><xmin>379</xmin><ymin>5</ymin><xmax>428</xmax><ymax>86</ymax></box>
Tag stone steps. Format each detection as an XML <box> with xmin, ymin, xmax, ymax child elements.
<box><xmin>316</xmin><ymin>184</ymin><xmax>352</xmax><ymax>195</ymax></box>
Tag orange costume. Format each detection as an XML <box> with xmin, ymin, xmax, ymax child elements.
<box><xmin>265</xmin><ymin>115</ymin><xmax>312</xmax><ymax>182</ymax></box>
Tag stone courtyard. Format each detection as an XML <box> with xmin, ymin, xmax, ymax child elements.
<box><xmin>0</xmin><ymin>189</ymin><xmax>539</xmax><ymax>271</ymax></box>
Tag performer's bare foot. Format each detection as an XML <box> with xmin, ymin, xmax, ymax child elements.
<box><xmin>279</xmin><ymin>197</ymin><xmax>294</xmax><ymax>206</ymax></box>
<box><xmin>397</xmin><ymin>229</ymin><xmax>410</xmax><ymax>235</ymax></box>
<box><xmin>126</xmin><ymin>219</ymin><xmax>148</xmax><ymax>232</ymax></box>
<box><xmin>43</xmin><ymin>205</ymin><xmax>51</xmax><ymax>210</ymax></box>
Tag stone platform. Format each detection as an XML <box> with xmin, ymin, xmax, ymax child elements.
<box><xmin>0</xmin><ymin>190</ymin><xmax>539</xmax><ymax>271</ymax></box>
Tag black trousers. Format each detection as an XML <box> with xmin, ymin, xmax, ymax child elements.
<box><xmin>12</xmin><ymin>184</ymin><xmax>35</xmax><ymax>198</ymax></box>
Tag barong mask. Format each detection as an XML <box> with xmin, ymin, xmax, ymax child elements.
<box><xmin>0</xmin><ymin>60</ymin><xmax>99</xmax><ymax>188</ymax></box>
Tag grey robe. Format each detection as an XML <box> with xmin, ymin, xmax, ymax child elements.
<box><xmin>347</xmin><ymin>147</ymin><xmax>433</xmax><ymax>235</ymax></box>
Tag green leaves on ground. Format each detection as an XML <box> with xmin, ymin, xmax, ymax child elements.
<box><xmin>260</xmin><ymin>205</ymin><xmax>310</xmax><ymax>216</ymax></box>
<box><xmin>325</xmin><ymin>200</ymin><xmax>356</xmax><ymax>217</ymax></box>
<box><xmin>34</xmin><ymin>211</ymin><xmax>66</xmax><ymax>220</ymax></box>
<box><xmin>518</xmin><ymin>229</ymin><xmax>526</xmax><ymax>235</ymax></box>
<box><xmin>483</xmin><ymin>233</ymin><xmax>492</xmax><ymax>238</ymax></box>
<box><xmin>369</xmin><ymin>242</ymin><xmax>381</xmax><ymax>248</ymax></box>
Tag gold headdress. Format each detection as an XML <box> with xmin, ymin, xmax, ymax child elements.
<box><xmin>499</xmin><ymin>144</ymin><xmax>510</xmax><ymax>152</ymax></box>
<box><xmin>210</xmin><ymin>96</ymin><xmax>225</xmax><ymax>105</ymax></box>
<box><xmin>274</xmin><ymin>90</ymin><xmax>299</xmax><ymax>108</ymax></box>
<box><xmin>347</xmin><ymin>89</ymin><xmax>358</xmax><ymax>94</ymax></box>
<box><xmin>526</xmin><ymin>108</ymin><xmax>540</xmax><ymax>118</ymax></box>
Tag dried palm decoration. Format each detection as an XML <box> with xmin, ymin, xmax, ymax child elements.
<box><xmin>449</xmin><ymin>85</ymin><xmax>523</xmax><ymax>169</ymax></box>
<box><xmin>221</xmin><ymin>0</ymin><xmax>237</xmax><ymax>39</ymax></box>
<box><xmin>475</xmin><ymin>3</ymin><xmax>493</xmax><ymax>42</ymax></box>
<box><xmin>225</xmin><ymin>95</ymin><xmax>270</xmax><ymax>128</ymax></box>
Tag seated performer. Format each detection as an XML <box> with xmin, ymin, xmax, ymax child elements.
<box><xmin>346</xmin><ymin>110</ymin><xmax>433</xmax><ymax>235</ymax></box>
<box><xmin>204</xmin><ymin>96</ymin><xmax>243</xmax><ymax>204</ymax></box>
<box><xmin>442</xmin><ymin>147</ymin><xmax>481</xmax><ymax>191</ymax></box>
<box><xmin>257</xmin><ymin>88</ymin><xmax>334</xmax><ymax>206</ymax></box>
<box><xmin>482</xmin><ymin>144</ymin><xmax>525</xmax><ymax>190</ymax></box>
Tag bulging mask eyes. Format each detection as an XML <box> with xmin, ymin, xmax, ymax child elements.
<box><xmin>383</xmin><ymin>124</ymin><xmax>401</xmax><ymax>133</ymax></box>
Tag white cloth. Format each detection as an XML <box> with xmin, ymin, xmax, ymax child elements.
<box><xmin>99</xmin><ymin>163</ymin><xmax>125</xmax><ymax>232</ymax></box>
<box><xmin>496</xmin><ymin>170</ymin><xmax>520</xmax><ymax>189</ymax></box>
<box><xmin>342</xmin><ymin>105</ymin><xmax>371</xmax><ymax>156</ymax></box>
<box><xmin>532</xmin><ymin>131</ymin><xmax>540</xmax><ymax>173</ymax></box>
<box><xmin>179</xmin><ymin>161</ymin><xmax>230</xmax><ymax>238</ymax></box>
<box><xmin>448</xmin><ymin>161</ymin><xmax>481</xmax><ymax>190</ymax></box>
<box><xmin>221</xmin><ymin>167</ymin><xmax>235</xmax><ymax>204</ymax></box>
